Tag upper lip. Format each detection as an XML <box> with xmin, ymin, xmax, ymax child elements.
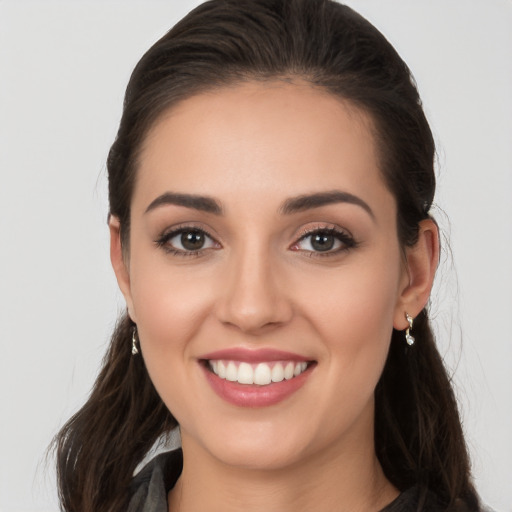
<box><xmin>200</xmin><ymin>347</ymin><xmax>312</xmax><ymax>363</ymax></box>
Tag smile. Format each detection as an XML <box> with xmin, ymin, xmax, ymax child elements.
<box><xmin>200</xmin><ymin>348</ymin><xmax>315</xmax><ymax>407</ymax></box>
<box><xmin>208</xmin><ymin>360</ymin><xmax>309</xmax><ymax>386</ymax></box>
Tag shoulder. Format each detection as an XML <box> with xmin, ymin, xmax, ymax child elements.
<box><xmin>381</xmin><ymin>486</ymin><xmax>487</xmax><ymax>512</ymax></box>
<box><xmin>381</xmin><ymin>486</ymin><xmax>441</xmax><ymax>512</ymax></box>
<box><xmin>127</xmin><ymin>449</ymin><xmax>183</xmax><ymax>512</ymax></box>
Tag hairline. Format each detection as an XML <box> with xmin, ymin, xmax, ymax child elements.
<box><xmin>119</xmin><ymin>74</ymin><xmax>396</xmax><ymax>251</ymax></box>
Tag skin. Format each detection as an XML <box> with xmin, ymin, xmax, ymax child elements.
<box><xmin>110</xmin><ymin>81</ymin><xmax>439</xmax><ymax>512</ymax></box>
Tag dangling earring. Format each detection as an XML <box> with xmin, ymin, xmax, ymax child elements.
<box><xmin>405</xmin><ymin>313</ymin><xmax>415</xmax><ymax>346</ymax></box>
<box><xmin>132</xmin><ymin>327</ymin><xmax>139</xmax><ymax>355</ymax></box>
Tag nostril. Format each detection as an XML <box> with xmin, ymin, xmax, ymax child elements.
<box><xmin>213</xmin><ymin>261</ymin><xmax>294</xmax><ymax>332</ymax></box>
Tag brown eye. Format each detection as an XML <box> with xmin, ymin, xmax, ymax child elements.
<box><xmin>181</xmin><ymin>230</ymin><xmax>206</xmax><ymax>250</ymax></box>
<box><xmin>310</xmin><ymin>233</ymin><xmax>335</xmax><ymax>252</ymax></box>
<box><xmin>156</xmin><ymin>227</ymin><xmax>219</xmax><ymax>255</ymax></box>
<box><xmin>293</xmin><ymin>228</ymin><xmax>356</xmax><ymax>255</ymax></box>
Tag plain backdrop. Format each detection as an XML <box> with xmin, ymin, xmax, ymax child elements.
<box><xmin>1</xmin><ymin>1</ymin><xmax>511</xmax><ymax>511</ymax></box>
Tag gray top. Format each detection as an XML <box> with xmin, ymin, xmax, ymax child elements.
<box><xmin>126</xmin><ymin>449</ymin><xmax>469</xmax><ymax>512</ymax></box>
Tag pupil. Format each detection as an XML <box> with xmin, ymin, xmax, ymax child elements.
<box><xmin>181</xmin><ymin>231</ymin><xmax>204</xmax><ymax>250</ymax></box>
<box><xmin>311</xmin><ymin>233</ymin><xmax>334</xmax><ymax>251</ymax></box>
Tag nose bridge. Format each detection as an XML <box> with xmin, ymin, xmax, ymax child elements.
<box><xmin>217</xmin><ymin>237</ymin><xmax>291</xmax><ymax>332</ymax></box>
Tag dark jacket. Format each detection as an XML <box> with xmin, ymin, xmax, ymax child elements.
<box><xmin>126</xmin><ymin>449</ymin><xmax>476</xmax><ymax>512</ymax></box>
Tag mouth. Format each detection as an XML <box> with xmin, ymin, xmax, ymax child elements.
<box><xmin>199</xmin><ymin>348</ymin><xmax>316</xmax><ymax>407</ymax></box>
<box><xmin>205</xmin><ymin>359</ymin><xmax>310</xmax><ymax>386</ymax></box>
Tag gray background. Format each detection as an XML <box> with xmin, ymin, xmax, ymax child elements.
<box><xmin>1</xmin><ymin>1</ymin><xmax>511</xmax><ymax>510</ymax></box>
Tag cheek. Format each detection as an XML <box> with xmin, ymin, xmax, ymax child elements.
<box><xmin>303</xmin><ymin>253</ymin><xmax>401</xmax><ymax>338</ymax></box>
<box><xmin>298</xmin><ymin>246</ymin><xmax>402</xmax><ymax>382</ymax></box>
<box><xmin>293</xmin><ymin>261</ymin><xmax>400</xmax><ymax>443</ymax></box>
<box><xmin>127</xmin><ymin>240</ymin><xmax>214</xmax><ymax>360</ymax></box>
<box><xmin>130</xmin><ymin>267</ymin><xmax>211</xmax><ymax>420</ymax></box>
<box><xmin>132</xmin><ymin>274</ymin><xmax>207</xmax><ymax>351</ymax></box>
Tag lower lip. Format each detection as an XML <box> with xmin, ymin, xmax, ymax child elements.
<box><xmin>202</xmin><ymin>363</ymin><xmax>314</xmax><ymax>408</ymax></box>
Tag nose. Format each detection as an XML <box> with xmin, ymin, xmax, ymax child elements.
<box><xmin>215</xmin><ymin>245</ymin><xmax>293</xmax><ymax>334</ymax></box>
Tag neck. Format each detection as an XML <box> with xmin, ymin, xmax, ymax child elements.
<box><xmin>168</xmin><ymin>428</ymin><xmax>398</xmax><ymax>512</ymax></box>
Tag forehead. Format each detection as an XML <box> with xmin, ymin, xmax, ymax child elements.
<box><xmin>134</xmin><ymin>81</ymin><xmax>391</xmax><ymax>215</ymax></box>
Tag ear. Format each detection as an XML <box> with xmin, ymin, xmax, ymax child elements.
<box><xmin>109</xmin><ymin>215</ymin><xmax>137</xmax><ymax>323</ymax></box>
<box><xmin>393</xmin><ymin>219</ymin><xmax>439</xmax><ymax>329</ymax></box>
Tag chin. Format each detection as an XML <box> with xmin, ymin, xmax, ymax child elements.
<box><xmin>181</xmin><ymin>413</ymin><xmax>335</xmax><ymax>473</ymax></box>
<box><xmin>209</xmin><ymin>440</ymin><xmax>308</xmax><ymax>471</ymax></box>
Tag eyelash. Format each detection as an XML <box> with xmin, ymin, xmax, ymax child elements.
<box><xmin>292</xmin><ymin>226</ymin><xmax>358</xmax><ymax>257</ymax></box>
<box><xmin>154</xmin><ymin>225</ymin><xmax>219</xmax><ymax>257</ymax></box>
<box><xmin>154</xmin><ymin>225</ymin><xmax>357</xmax><ymax>258</ymax></box>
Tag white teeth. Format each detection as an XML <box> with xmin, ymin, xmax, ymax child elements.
<box><xmin>284</xmin><ymin>362</ymin><xmax>294</xmax><ymax>380</ymax></box>
<box><xmin>237</xmin><ymin>362</ymin><xmax>253</xmax><ymax>384</ymax></box>
<box><xmin>217</xmin><ymin>360</ymin><xmax>226</xmax><ymax>378</ymax></box>
<box><xmin>226</xmin><ymin>361</ymin><xmax>237</xmax><ymax>382</ymax></box>
<box><xmin>254</xmin><ymin>363</ymin><xmax>272</xmax><ymax>385</ymax></box>
<box><xmin>208</xmin><ymin>360</ymin><xmax>309</xmax><ymax>386</ymax></box>
<box><xmin>271</xmin><ymin>363</ymin><xmax>284</xmax><ymax>383</ymax></box>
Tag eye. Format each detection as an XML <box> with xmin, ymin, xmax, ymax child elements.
<box><xmin>291</xmin><ymin>227</ymin><xmax>356</xmax><ymax>255</ymax></box>
<box><xmin>155</xmin><ymin>227</ymin><xmax>219</xmax><ymax>255</ymax></box>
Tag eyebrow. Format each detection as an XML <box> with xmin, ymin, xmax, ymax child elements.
<box><xmin>280</xmin><ymin>190</ymin><xmax>375</xmax><ymax>219</ymax></box>
<box><xmin>145</xmin><ymin>192</ymin><xmax>223</xmax><ymax>215</ymax></box>
<box><xmin>144</xmin><ymin>189</ymin><xmax>374</xmax><ymax>219</ymax></box>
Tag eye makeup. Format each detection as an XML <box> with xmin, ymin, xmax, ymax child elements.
<box><xmin>154</xmin><ymin>224</ymin><xmax>220</xmax><ymax>257</ymax></box>
<box><xmin>154</xmin><ymin>221</ymin><xmax>359</xmax><ymax>259</ymax></box>
<box><xmin>290</xmin><ymin>226</ymin><xmax>358</xmax><ymax>257</ymax></box>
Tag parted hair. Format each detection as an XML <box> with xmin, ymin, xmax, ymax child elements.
<box><xmin>53</xmin><ymin>1</ymin><xmax>480</xmax><ymax>511</ymax></box>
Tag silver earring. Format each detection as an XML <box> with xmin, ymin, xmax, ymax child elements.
<box><xmin>405</xmin><ymin>313</ymin><xmax>415</xmax><ymax>346</ymax></box>
<box><xmin>132</xmin><ymin>327</ymin><xmax>139</xmax><ymax>355</ymax></box>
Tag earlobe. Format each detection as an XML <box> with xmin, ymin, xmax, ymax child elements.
<box><xmin>108</xmin><ymin>216</ymin><xmax>137</xmax><ymax>323</ymax></box>
<box><xmin>394</xmin><ymin>219</ymin><xmax>439</xmax><ymax>330</ymax></box>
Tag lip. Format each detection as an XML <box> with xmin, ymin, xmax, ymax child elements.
<box><xmin>199</xmin><ymin>348</ymin><xmax>315</xmax><ymax>408</ymax></box>
<box><xmin>200</xmin><ymin>347</ymin><xmax>310</xmax><ymax>363</ymax></box>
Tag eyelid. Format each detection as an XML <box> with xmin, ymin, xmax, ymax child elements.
<box><xmin>154</xmin><ymin>222</ymin><xmax>357</xmax><ymax>257</ymax></box>
<box><xmin>290</xmin><ymin>224</ymin><xmax>357</xmax><ymax>255</ymax></box>
<box><xmin>294</xmin><ymin>222</ymin><xmax>353</xmax><ymax>240</ymax></box>
<box><xmin>155</xmin><ymin>223</ymin><xmax>221</xmax><ymax>256</ymax></box>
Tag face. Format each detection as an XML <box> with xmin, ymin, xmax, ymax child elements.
<box><xmin>114</xmin><ymin>82</ymin><xmax>413</xmax><ymax>470</ymax></box>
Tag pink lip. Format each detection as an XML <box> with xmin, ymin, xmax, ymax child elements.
<box><xmin>199</xmin><ymin>348</ymin><xmax>316</xmax><ymax>408</ymax></box>
<box><xmin>200</xmin><ymin>347</ymin><xmax>310</xmax><ymax>363</ymax></box>
<box><xmin>202</xmin><ymin>367</ymin><xmax>313</xmax><ymax>407</ymax></box>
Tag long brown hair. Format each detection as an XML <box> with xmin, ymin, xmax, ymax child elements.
<box><xmin>53</xmin><ymin>1</ymin><xmax>480</xmax><ymax>510</ymax></box>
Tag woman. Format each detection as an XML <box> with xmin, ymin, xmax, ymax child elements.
<box><xmin>54</xmin><ymin>0</ymin><xmax>482</xmax><ymax>510</ymax></box>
